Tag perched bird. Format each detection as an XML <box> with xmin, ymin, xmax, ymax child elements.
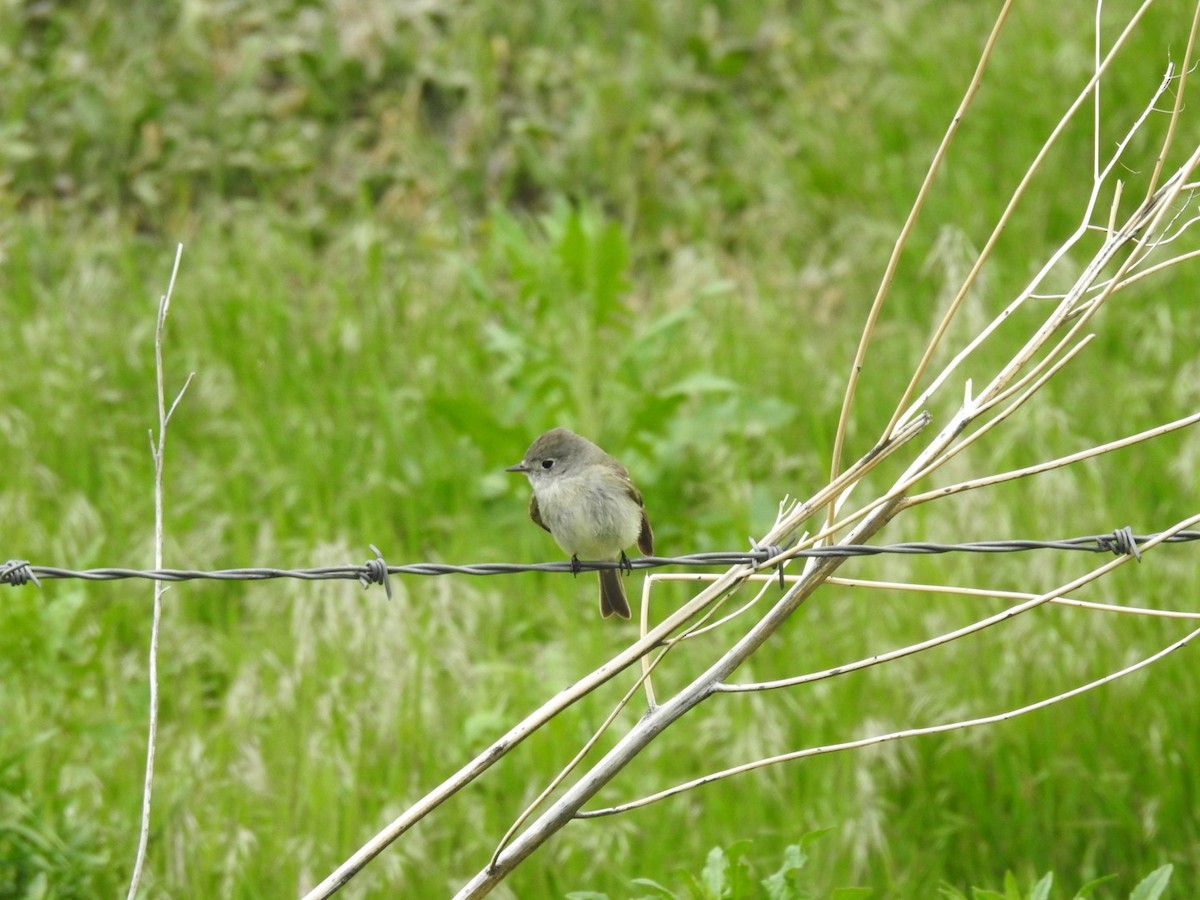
<box><xmin>506</xmin><ymin>428</ymin><xmax>654</xmax><ymax>619</ymax></box>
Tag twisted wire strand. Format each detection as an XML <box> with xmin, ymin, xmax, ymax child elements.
<box><xmin>2</xmin><ymin>528</ymin><xmax>1190</xmax><ymax>597</ymax></box>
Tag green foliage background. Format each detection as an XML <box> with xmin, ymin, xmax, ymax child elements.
<box><xmin>2</xmin><ymin>0</ymin><xmax>1199</xmax><ymax>897</ymax></box>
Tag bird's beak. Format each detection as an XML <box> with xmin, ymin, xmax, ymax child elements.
<box><xmin>505</xmin><ymin>462</ymin><xmax>528</xmax><ymax>473</ymax></box>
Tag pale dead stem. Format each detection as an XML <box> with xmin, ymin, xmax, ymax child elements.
<box><xmin>827</xmin><ymin>0</ymin><xmax>1018</xmax><ymax>508</ymax></box>
<box><xmin>128</xmin><ymin>245</ymin><xmax>194</xmax><ymax>900</ymax></box>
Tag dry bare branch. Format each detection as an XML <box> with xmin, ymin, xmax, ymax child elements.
<box><xmin>128</xmin><ymin>244</ymin><xmax>193</xmax><ymax>900</ymax></box>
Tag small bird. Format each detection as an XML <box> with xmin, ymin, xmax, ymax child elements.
<box><xmin>507</xmin><ymin>428</ymin><xmax>654</xmax><ymax>619</ymax></box>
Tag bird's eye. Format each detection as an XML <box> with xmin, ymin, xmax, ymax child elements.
<box><xmin>540</xmin><ymin>458</ymin><xmax>555</xmax><ymax>469</ymax></box>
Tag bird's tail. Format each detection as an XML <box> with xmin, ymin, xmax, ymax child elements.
<box><xmin>598</xmin><ymin>569</ymin><xmax>631</xmax><ymax>619</ymax></box>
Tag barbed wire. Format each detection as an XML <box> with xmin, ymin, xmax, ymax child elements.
<box><xmin>2</xmin><ymin>527</ymin><xmax>1193</xmax><ymax>600</ymax></box>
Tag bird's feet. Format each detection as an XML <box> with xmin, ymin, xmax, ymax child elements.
<box><xmin>619</xmin><ymin>550</ymin><xmax>633</xmax><ymax>575</ymax></box>
<box><xmin>570</xmin><ymin>554</ymin><xmax>582</xmax><ymax>577</ymax></box>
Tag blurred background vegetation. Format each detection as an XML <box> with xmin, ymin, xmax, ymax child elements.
<box><xmin>2</xmin><ymin>0</ymin><xmax>1199</xmax><ymax>896</ymax></box>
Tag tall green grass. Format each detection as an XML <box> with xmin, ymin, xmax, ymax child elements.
<box><xmin>2</xmin><ymin>0</ymin><xmax>1199</xmax><ymax>896</ymax></box>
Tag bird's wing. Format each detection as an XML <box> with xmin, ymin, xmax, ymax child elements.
<box><xmin>626</xmin><ymin>480</ymin><xmax>654</xmax><ymax>556</ymax></box>
<box><xmin>529</xmin><ymin>494</ymin><xmax>553</xmax><ymax>534</ymax></box>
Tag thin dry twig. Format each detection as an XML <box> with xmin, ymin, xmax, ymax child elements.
<box><xmin>581</xmin><ymin>617</ymin><xmax>1200</xmax><ymax>818</ymax></box>
<box><xmin>489</xmin><ymin>647</ymin><xmax>666</xmax><ymax>867</ymax></box>
<box><xmin>828</xmin><ymin>0</ymin><xmax>1016</xmax><ymax>514</ymax></box>
<box><xmin>888</xmin><ymin>0</ymin><xmax>1161</xmax><ymax>439</ymax></box>
<box><xmin>718</xmin><ymin>513</ymin><xmax>1200</xmax><ymax>694</ymax></box>
<box><xmin>828</xmin><ymin>576</ymin><xmax>1200</xmax><ymax>620</ymax></box>
<box><xmin>128</xmin><ymin>244</ymin><xmax>194</xmax><ymax>900</ymax></box>
<box><xmin>903</xmin><ymin>411</ymin><xmax>1200</xmax><ymax>508</ymax></box>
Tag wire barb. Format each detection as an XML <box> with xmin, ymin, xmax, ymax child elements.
<box><xmin>1099</xmin><ymin>525</ymin><xmax>1143</xmax><ymax>561</ymax></box>
<box><xmin>359</xmin><ymin>545</ymin><xmax>394</xmax><ymax>600</ymax></box>
<box><xmin>749</xmin><ymin>537</ymin><xmax>795</xmax><ymax>589</ymax></box>
<box><xmin>1</xmin><ymin>560</ymin><xmax>41</xmax><ymax>588</ymax></box>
